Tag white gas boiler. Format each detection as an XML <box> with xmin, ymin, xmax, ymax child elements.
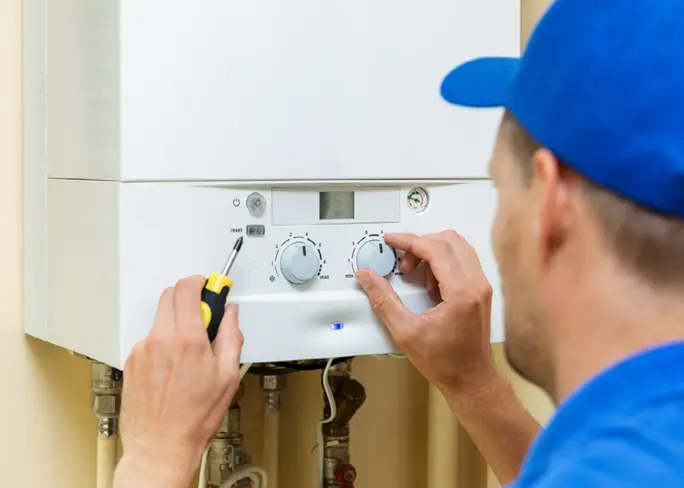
<box><xmin>23</xmin><ymin>0</ymin><xmax>520</xmax><ymax>370</ymax></box>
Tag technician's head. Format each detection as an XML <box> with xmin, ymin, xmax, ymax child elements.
<box><xmin>440</xmin><ymin>0</ymin><xmax>684</xmax><ymax>396</ymax></box>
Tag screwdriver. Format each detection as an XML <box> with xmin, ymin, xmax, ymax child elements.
<box><xmin>201</xmin><ymin>236</ymin><xmax>244</xmax><ymax>342</ymax></box>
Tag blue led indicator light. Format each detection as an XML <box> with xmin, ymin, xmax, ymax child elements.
<box><xmin>330</xmin><ymin>322</ymin><xmax>344</xmax><ymax>331</ymax></box>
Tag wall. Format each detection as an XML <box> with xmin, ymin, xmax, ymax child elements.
<box><xmin>0</xmin><ymin>2</ymin><xmax>98</xmax><ymax>485</ymax></box>
<box><xmin>0</xmin><ymin>0</ymin><xmax>552</xmax><ymax>486</ymax></box>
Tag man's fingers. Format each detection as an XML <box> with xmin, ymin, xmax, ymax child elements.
<box><xmin>399</xmin><ymin>250</ymin><xmax>422</xmax><ymax>274</ymax></box>
<box><xmin>149</xmin><ymin>287</ymin><xmax>176</xmax><ymax>341</ymax></box>
<box><xmin>213</xmin><ymin>304</ymin><xmax>244</xmax><ymax>377</ymax></box>
<box><xmin>387</xmin><ymin>231</ymin><xmax>473</xmax><ymax>292</ymax></box>
<box><xmin>385</xmin><ymin>232</ymin><xmax>446</xmax><ymax>267</ymax></box>
<box><xmin>174</xmin><ymin>275</ymin><xmax>210</xmax><ymax>343</ymax></box>
<box><xmin>383</xmin><ymin>233</ymin><xmax>420</xmax><ymax>252</ymax></box>
<box><xmin>425</xmin><ymin>266</ymin><xmax>441</xmax><ymax>302</ymax></box>
<box><xmin>355</xmin><ymin>269</ymin><xmax>415</xmax><ymax>338</ymax></box>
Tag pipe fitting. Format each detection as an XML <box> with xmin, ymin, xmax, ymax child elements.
<box><xmin>261</xmin><ymin>375</ymin><xmax>286</xmax><ymax>412</ymax></box>
<box><xmin>328</xmin><ymin>360</ymin><xmax>352</xmax><ymax>377</ymax></box>
<box><xmin>207</xmin><ymin>382</ymin><xmax>252</xmax><ymax>487</ymax></box>
<box><xmin>90</xmin><ymin>361</ymin><xmax>123</xmax><ymax>439</ymax></box>
<box><xmin>328</xmin><ymin>378</ymin><xmax>366</xmax><ymax>431</ymax></box>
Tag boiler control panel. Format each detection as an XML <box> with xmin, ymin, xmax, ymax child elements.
<box><xmin>161</xmin><ymin>186</ymin><xmax>427</xmax><ymax>295</ymax></box>
<box><xmin>46</xmin><ymin>179</ymin><xmax>503</xmax><ymax>366</ymax></box>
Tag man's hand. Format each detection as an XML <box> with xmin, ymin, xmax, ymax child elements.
<box><xmin>356</xmin><ymin>231</ymin><xmax>498</xmax><ymax>396</ymax></box>
<box><xmin>114</xmin><ymin>276</ymin><xmax>244</xmax><ymax>488</ymax></box>
<box><xmin>356</xmin><ymin>231</ymin><xmax>540</xmax><ymax>485</ymax></box>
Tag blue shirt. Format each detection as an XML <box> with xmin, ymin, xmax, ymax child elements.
<box><xmin>508</xmin><ymin>342</ymin><xmax>684</xmax><ymax>487</ymax></box>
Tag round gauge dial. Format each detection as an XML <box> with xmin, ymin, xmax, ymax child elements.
<box><xmin>355</xmin><ymin>238</ymin><xmax>396</xmax><ymax>277</ymax></box>
<box><xmin>407</xmin><ymin>187</ymin><xmax>429</xmax><ymax>212</ymax></box>
<box><xmin>279</xmin><ymin>241</ymin><xmax>320</xmax><ymax>284</ymax></box>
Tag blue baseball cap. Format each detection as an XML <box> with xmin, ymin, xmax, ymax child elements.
<box><xmin>440</xmin><ymin>0</ymin><xmax>684</xmax><ymax>219</ymax></box>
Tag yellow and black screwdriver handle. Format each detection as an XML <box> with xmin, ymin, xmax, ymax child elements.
<box><xmin>201</xmin><ymin>272</ymin><xmax>233</xmax><ymax>342</ymax></box>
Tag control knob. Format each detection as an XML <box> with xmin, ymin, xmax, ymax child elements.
<box><xmin>355</xmin><ymin>238</ymin><xmax>396</xmax><ymax>277</ymax></box>
<box><xmin>279</xmin><ymin>241</ymin><xmax>320</xmax><ymax>284</ymax></box>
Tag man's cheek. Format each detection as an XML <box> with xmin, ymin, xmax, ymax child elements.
<box><xmin>491</xmin><ymin>210</ymin><xmax>506</xmax><ymax>265</ymax></box>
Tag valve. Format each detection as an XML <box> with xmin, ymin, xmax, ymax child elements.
<box><xmin>335</xmin><ymin>464</ymin><xmax>357</xmax><ymax>488</ymax></box>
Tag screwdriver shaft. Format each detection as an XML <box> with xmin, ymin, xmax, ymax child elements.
<box><xmin>220</xmin><ymin>236</ymin><xmax>244</xmax><ymax>275</ymax></box>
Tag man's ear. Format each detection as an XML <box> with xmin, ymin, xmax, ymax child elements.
<box><xmin>532</xmin><ymin>148</ymin><xmax>578</xmax><ymax>263</ymax></box>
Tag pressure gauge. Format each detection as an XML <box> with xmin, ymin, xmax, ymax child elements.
<box><xmin>407</xmin><ymin>187</ymin><xmax>429</xmax><ymax>213</ymax></box>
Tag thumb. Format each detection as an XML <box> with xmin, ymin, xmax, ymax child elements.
<box><xmin>355</xmin><ymin>269</ymin><xmax>415</xmax><ymax>337</ymax></box>
<box><xmin>213</xmin><ymin>304</ymin><xmax>244</xmax><ymax>374</ymax></box>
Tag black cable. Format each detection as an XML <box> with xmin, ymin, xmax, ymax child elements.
<box><xmin>247</xmin><ymin>365</ymin><xmax>298</xmax><ymax>376</ymax></box>
<box><xmin>245</xmin><ymin>357</ymin><xmax>355</xmax><ymax>376</ymax></box>
<box><xmin>272</xmin><ymin>357</ymin><xmax>353</xmax><ymax>371</ymax></box>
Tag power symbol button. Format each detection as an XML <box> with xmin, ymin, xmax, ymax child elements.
<box><xmin>232</xmin><ymin>198</ymin><xmax>241</xmax><ymax>207</ymax></box>
<box><xmin>246</xmin><ymin>192</ymin><xmax>266</xmax><ymax>217</ymax></box>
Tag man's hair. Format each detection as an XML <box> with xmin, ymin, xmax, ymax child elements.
<box><xmin>502</xmin><ymin>110</ymin><xmax>684</xmax><ymax>288</ymax></box>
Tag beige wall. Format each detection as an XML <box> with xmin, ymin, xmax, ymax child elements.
<box><xmin>0</xmin><ymin>1</ymin><xmax>552</xmax><ymax>486</ymax></box>
<box><xmin>0</xmin><ymin>3</ymin><xmax>98</xmax><ymax>485</ymax></box>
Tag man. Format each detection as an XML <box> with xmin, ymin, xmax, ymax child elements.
<box><xmin>114</xmin><ymin>0</ymin><xmax>684</xmax><ymax>486</ymax></box>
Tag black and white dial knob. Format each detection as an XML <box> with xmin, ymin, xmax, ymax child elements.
<box><xmin>355</xmin><ymin>238</ymin><xmax>396</xmax><ymax>277</ymax></box>
<box><xmin>279</xmin><ymin>241</ymin><xmax>320</xmax><ymax>284</ymax></box>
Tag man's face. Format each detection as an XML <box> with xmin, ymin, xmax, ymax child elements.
<box><xmin>489</xmin><ymin>121</ymin><xmax>551</xmax><ymax>388</ymax></box>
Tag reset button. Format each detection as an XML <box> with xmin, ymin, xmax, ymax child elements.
<box><xmin>246</xmin><ymin>225</ymin><xmax>265</xmax><ymax>237</ymax></box>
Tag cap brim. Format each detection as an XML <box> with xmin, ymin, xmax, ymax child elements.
<box><xmin>440</xmin><ymin>56</ymin><xmax>520</xmax><ymax>108</ymax></box>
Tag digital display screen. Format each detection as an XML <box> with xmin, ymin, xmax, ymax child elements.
<box><xmin>319</xmin><ymin>191</ymin><xmax>354</xmax><ymax>220</ymax></box>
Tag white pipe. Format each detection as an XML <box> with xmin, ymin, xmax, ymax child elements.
<box><xmin>222</xmin><ymin>473</ymin><xmax>260</xmax><ymax>488</ymax></box>
<box><xmin>96</xmin><ymin>436</ymin><xmax>119</xmax><ymax>488</ymax></box>
<box><xmin>239</xmin><ymin>363</ymin><xmax>253</xmax><ymax>380</ymax></box>
<box><xmin>262</xmin><ymin>409</ymin><xmax>280</xmax><ymax>488</ymax></box>
<box><xmin>220</xmin><ymin>465</ymin><xmax>268</xmax><ymax>488</ymax></box>
<box><xmin>198</xmin><ymin>448</ymin><xmax>209</xmax><ymax>488</ymax></box>
<box><xmin>317</xmin><ymin>359</ymin><xmax>337</xmax><ymax>488</ymax></box>
<box><xmin>91</xmin><ymin>362</ymin><xmax>122</xmax><ymax>488</ymax></box>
